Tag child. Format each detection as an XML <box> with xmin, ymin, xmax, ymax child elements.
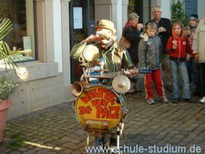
<box><xmin>166</xmin><ymin>22</ymin><xmax>193</xmax><ymax>103</ymax></box>
<box><xmin>138</xmin><ymin>22</ymin><xmax>169</xmax><ymax>105</ymax></box>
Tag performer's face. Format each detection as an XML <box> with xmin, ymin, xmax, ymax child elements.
<box><xmin>96</xmin><ymin>28</ymin><xmax>114</xmax><ymax>49</ymax></box>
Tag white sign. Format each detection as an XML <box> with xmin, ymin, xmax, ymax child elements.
<box><xmin>23</xmin><ymin>36</ymin><xmax>32</xmax><ymax>50</ymax></box>
<box><xmin>73</xmin><ymin>7</ymin><xmax>83</xmax><ymax>29</ymax></box>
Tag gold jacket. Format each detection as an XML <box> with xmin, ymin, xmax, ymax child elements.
<box><xmin>70</xmin><ymin>41</ymin><xmax>134</xmax><ymax>72</ymax></box>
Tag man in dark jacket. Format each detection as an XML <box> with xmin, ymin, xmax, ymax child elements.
<box><xmin>147</xmin><ymin>6</ymin><xmax>172</xmax><ymax>92</ymax></box>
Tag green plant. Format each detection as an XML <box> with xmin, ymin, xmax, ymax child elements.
<box><xmin>0</xmin><ymin>75</ymin><xmax>18</xmax><ymax>100</ymax></box>
<box><xmin>7</xmin><ymin>132</ymin><xmax>26</xmax><ymax>150</ymax></box>
<box><xmin>0</xmin><ymin>18</ymin><xmax>23</xmax><ymax>101</ymax></box>
<box><xmin>171</xmin><ymin>0</ymin><xmax>188</xmax><ymax>26</ymax></box>
<box><xmin>0</xmin><ymin>18</ymin><xmax>18</xmax><ymax>70</ymax></box>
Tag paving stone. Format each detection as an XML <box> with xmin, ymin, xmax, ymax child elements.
<box><xmin>0</xmin><ymin>91</ymin><xmax>205</xmax><ymax>154</ymax></box>
<box><xmin>10</xmin><ymin>151</ymin><xmax>21</xmax><ymax>154</ymax></box>
<box><xmin>61</xmin><ymin>149</ymin><xmax>75</xmax><ymax>154</ymax></box>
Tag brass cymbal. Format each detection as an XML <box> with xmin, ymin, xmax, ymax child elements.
<box><xmin>112</xmin><ymin>75</ymin><xmax>131</xmax><ymax>94</ymax></box>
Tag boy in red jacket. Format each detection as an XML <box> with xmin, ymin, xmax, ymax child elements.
<box><xmin>166</xmin><ymin>22</ymin><xmax>193</xmax><ymax>103</ymax></box>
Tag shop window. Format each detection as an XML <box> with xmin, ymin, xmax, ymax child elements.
<box><xmin>0</xmin><ymin>0</ymin><xmax>36</xmax><ymax>62</ymax></box>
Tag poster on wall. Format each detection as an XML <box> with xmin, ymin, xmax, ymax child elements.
<box><xmin>73</xmin><ymin>7</ymin><xmax>83</xmax><ymax>29</ymax></box>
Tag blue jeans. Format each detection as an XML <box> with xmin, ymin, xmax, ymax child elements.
<box><xmin>170</xmin><ymin>60</ymin><xmax>191</xmax><ymax>99</ymax></box>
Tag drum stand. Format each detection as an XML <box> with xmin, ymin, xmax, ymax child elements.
<box><xmin>86</xmin><ymin>128</ymin><xmax>123</xmax><ymax>154</ymax></box>
<box><xmin>86</xmin><ymin>133</ymin><xmax>90</xmax><ymax>146</ymax></box>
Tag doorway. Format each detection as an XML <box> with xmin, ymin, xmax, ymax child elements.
<box><xmin>69</xmin><ymin>0</ymin><xmax>95</xmax><ymax>82</ymax></box>
<box><xmin>128</xmin><ymin>0</ymin><xmax>151</xmax><ymax>24</ymax></box>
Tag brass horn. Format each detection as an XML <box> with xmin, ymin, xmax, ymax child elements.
<box><xmin>71</xmin><ymin>82</ymin><xmax>84</xmax><ymax>97</ymax></box>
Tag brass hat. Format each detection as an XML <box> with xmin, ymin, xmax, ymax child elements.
<box><xmin>95</xmin><ymin>19</ymin><xmax>116</xmax><ymax>34</ymax></box>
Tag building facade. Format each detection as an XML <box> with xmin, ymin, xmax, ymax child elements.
<box><xmin>1</xmin><ymin>0</ymin><xmax>204</xmax><ymax>120</ymax></box>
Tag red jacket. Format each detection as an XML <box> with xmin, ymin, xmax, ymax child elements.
<box><xmin>166</xmin><ymin>26</ymin><xmax>193</xmax><ymax>60</ymax></box>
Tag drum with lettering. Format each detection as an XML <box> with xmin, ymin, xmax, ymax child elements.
<box><xmin>75</xmin><ymin>85</ymin><xmax>123</xmax><ymax>133</ymax></box>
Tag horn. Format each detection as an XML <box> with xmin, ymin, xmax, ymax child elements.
<box><xmin>112</xmin><ymin>75</ymin><xmax>131</xmax><ymax>94</ymax></box>
<box><xmin>71</xmin><ymin>82</ymin><xmax>84</xmax><ymax>97</ymax></box>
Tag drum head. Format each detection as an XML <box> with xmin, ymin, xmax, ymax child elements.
<box><xmin>83</xmin><ymin>44</ymin><xmax>99</xmax><ymax>62</ymax></box>
<box><xmin>75</xmin><ymin>86</ymin><xmax>122</xmax><ymax>132</ymax></box>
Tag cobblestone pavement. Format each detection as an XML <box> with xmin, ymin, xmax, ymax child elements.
<box><xmin>1</xmin><ymin>91</ymin><xmax>205</xmax><ymax>154</ymax></box>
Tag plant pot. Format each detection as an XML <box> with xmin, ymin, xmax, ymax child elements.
<box><xmin>0</xmin><ymin>99</ymin><xmax>12</xmax><ymax>143</ymax></box>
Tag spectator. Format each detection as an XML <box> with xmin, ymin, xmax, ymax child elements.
<box><xmin>147</xmin><ymin>6</ymin><xmax>172</xmax><ymax>92</ymax></box>
<box><xmin>184</xmin><ymin>14</ymin><xmax>200</xmax><ymax>96</ymax></box>
<box><xmin>138</xmin><ymin>22</ymin><xmax>169</xmax><ymax>105</ymax></box>
<box><xmin>166</xmin><ymin>22</ymin><xmax>193</xmax><ymax>103</ymax></box>
<box><xmin>120</xmin><ymin>12</ymin><xmax>143</xmax><ymax>93</ymax></box>
<box><xmin>192</xmin><ymin>18</ymin><xmax>205</xmax><ymax>103</ymax></box>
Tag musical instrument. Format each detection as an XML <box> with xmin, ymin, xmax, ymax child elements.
<box><xmin>71</xmin><ymin>44</ymin><xmax>136</xmax><ymax>146</ymax></box>
<box><xmin>112</xmin><ymin>75</ymin><xmax>131</xmax><ymax>94</ymax></box>
<box><xmin>138</xmin><ymin>67</ymin><xmax>152</xmax><ymax>74</ymax></box>
<box><xmin>74</xmin><ymin>85</ymin><xmax>123</xmax><ymax>133</ymax></box>
<box><xmin>83</xmin><ymin>44</ymin><xmax>99</xmax><ymax>62</ymax></box>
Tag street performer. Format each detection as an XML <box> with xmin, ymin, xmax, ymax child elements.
<box><xmin>71</xmin><ymin>19</ymin><xmax>137</xmax><ymax>76</ymax></box>
<box><xmin>70</xmin><ymin>19</ymin><xmax>137</xmax><ymax>147</ymax></box>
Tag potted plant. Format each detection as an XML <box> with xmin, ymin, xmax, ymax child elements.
<box><xmin>0</xmin><ymin>17</ymin><xmax>19</xmax><ymax>144</ymax></box>
<box><xmin>0</xmin><ymin>75</ymin><xmax>18</xmax><ymax>143</ymax></box>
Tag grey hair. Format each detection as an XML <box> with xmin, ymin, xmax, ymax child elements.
<box><xmin>152</xmin><ymin>6</ymin><xmax>162</xmax><ymax>12</ymax></box>
<box><xmin>128</xmin><ymin>12</ymin><xmax>139</xmax><ymax>21</ymax></box>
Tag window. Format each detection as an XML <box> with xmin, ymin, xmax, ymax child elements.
<box><xmin>0</xmin><ymin>0</ymin><xmax>36</xmax><ymax>62</ymax></box>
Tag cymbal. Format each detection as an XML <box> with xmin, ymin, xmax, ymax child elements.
<box><xmin>112</xmin><ymin>75</ymin><xmax>131</xmax><ymax>94</ymax></box>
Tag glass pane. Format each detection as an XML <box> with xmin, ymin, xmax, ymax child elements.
<box><xmin>0</xmin><ymin>0</ymin><xmax>35</xmax><ymax>62</ymax></box>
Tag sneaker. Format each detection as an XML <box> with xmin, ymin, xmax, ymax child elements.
<box><xmin>159</xmin><ymin>96</ymin><xmax>170</xmax><ymax>104</ymax></box>
<box><xmin>147</xmin><ymin>98</ymin><xmax>155</xmax><ymax>105</ymax></box>
<box><xmin>199</xmin><ymin>96</ymin><xmax>205</xmax><ymax>104</ymax></box>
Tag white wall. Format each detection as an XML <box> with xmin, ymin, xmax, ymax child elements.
<box><xmin>160</xmin><ymin>0</ymin><xmax>172</xmax><ymax>19</ymax></box>
<box><xmin>116</xmin><ymin>0</ymin><xmax>123</xmax><ymax>38</ymax></box>
<box><xmin>53</xmin><ymin>0</ymin><xmax>63</xmax><ymax>72</ymax></box>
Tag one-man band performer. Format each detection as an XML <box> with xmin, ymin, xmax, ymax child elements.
<box><xmin>70</xmin><ymin>19</ymin><xmax>137</xmax><ymax>147</ymax></box>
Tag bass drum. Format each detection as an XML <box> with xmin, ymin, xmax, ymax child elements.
<box><xmin>75</xmin><ymin>85</ymin><xmax>123</xmax><ymax>133</ymax></box>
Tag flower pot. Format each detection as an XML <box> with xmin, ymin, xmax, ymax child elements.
<box><xmin>0</xmin><ymin>99</ymin><xmax>12</xmax><ymax>143</ymax></box>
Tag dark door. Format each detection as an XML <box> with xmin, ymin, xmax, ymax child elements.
<box><xmin>69</xmin><ymin>0</ymin><xmax>95</xmax><ymax>82</ymax></box>
<box><xmin>128</xmin><ymin>0</ymin><xmax>151</xmax><ymax>24</ymax></box>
